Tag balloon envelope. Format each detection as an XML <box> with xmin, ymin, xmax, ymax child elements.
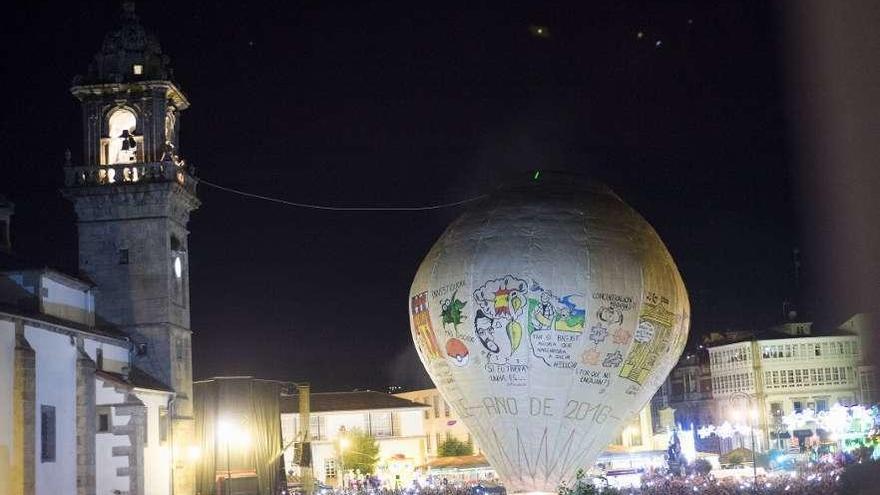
<box><xmin>409</xmin><ymin>175</ymin><xmax>689</xmax><ymax>493</ymax></box>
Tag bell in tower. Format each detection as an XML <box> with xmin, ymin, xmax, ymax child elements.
<box><xmin>62</xmin><ymin>2</ymin><xmax>200</xmax><ymax>494</ymax></box>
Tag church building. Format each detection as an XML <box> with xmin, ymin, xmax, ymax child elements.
<box><xmin>1</xmin><ymin>2</ymin><xmax>201</xmax><ymax>494</ymax></box>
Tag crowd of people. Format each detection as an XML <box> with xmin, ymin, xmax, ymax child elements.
<box><xmin>304</xmin><ymin>454</ymin><xmax>878</xmax><ymax>495</ymax></box>
<box><xmin>619</xmin><ymin>463</ymin><xmax>846</xmax><ymax>495</ymax></box>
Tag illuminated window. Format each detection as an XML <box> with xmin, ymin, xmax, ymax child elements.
<box><xmin>173</xmin><ymin>256</ymin><xmax>182</xmax><ymax>278</ymax></box>
<box><xmin>310</xmin><ymin>416</ymin><xmax>323</xmax><ymax>441</ymax></box>
<box><xmin>133</xmin><ymin>64</ymin><xmax>143</xmax><ymax>75</ymax></box>
<box><xmin>105</xmin><ymin>108</ymin><xmax>139</xmax><ymax>165</ymax></box>
<box><xmin>370</xmin><ymin>412</ymin><xmax>392</xmax><ymax>437</ymax></box>
<box><xmin>324</xmin><ymin>458</ymin><xmax>336</xmax><ymax>479</ymax></box>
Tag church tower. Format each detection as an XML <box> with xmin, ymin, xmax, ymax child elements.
<box><xmin>63</xmin><ymin>2</ymin><xmax>198</xmax><ymax>492</ymax></box>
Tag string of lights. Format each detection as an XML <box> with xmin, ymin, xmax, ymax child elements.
<box><xmin>198</xmin><ymin>178</ymin><xmax>488</xmax><ymax>212</ymax></box>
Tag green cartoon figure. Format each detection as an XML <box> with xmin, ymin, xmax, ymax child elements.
<box><xmin>441</xmin><ymin>291</ymin><xmax>467</xmax><ymax>330</ymax></box>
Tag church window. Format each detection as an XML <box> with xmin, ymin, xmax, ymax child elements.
<box><xmin>173</xmin><ymin>256</ymin><xmax>182</xmax><ymax>278</ymax></box>
<box><xmin>118</xmin><ymin>248</ymin><xmax>129</xmax><ymax>264</ymax></box>
<box><xmin>97</xmin><ymin>406</ymin><xmax>112</xmax><ymax>432</ymax></box>
<box><xmin>132</xmin><ymin>64</ymin><xmax>143</xmax><ymax>75</ymax></box>
<box><xmin>41</xmin><ymin>405</ymin><xmax>56</xmax><ymax>462</ymax></box>
<box><xmin>105</xmin><ymin>108</ymin><xmax>140</xmax><ymax>166</ymax></box>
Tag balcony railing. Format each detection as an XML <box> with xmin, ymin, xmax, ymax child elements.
<box><xmin>64</xmin><ymin>161</ymin><xmax>198</xmax><ymax>195</ymax></box>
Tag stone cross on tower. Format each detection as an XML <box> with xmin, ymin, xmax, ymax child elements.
<box><xmin>62</xmin><ymin>3</ymin><xmax>199</xmax><ymax>493</ymax></box>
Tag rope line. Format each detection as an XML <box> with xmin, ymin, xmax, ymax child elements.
<box><xmin>198</xmin><ymin>178</ymin><xmax>487</xmax><ymax>212</ymax></box>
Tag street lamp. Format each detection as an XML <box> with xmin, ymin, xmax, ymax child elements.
<box><xmin>730</xmin><ymin>392</ymin><xmax>759</xmax><ymax>493</ymax></box>
<box><xmin>217</xmin><ymin>418</ymin><xmax>250</xmax><ymax>495</ymax></box>
<box><xmin>338</xmin><ymin>435</ymin><xmax>350</xmax><ymax>489</ymax></box>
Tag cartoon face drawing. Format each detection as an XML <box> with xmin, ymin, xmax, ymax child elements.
<box><xmin>598</xmin><ymin>306</ymin><xmax>624</xmax><ymax>326</ymax></box>
<box><xmin>474</xmin><ymin>310</ymin><xmax>500</xmax><ymax>354</ymax></box>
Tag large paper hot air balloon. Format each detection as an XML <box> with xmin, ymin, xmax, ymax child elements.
<box><xmin>408</xmin><ymin>173</ymin><xmax>689</xmax><ymax>494</ymax></box>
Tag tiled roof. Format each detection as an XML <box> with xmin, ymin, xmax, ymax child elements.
<box><xmin>0</xmin><ymin>302</ymin><xmax>127</xmax><ymax>341</ymax></box>
<box><xmin>281</xmin><ymin>391</ymin><xmax>430</xmax><ymax>414</ymax></box>
<box><xmin>0</xmin><ymin>251</ymin><xmax>96</xmax><ymax>287</ymax></box>
<box><xmin>97</xmin><ymin>367</ymin><xmax>174</xmax><ymax>393</ymax></box>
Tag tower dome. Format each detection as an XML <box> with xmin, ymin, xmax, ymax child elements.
<box><xmin>74</xmin><ymin>1</ymin><xmax>173</xmax><ymax>85</ymax></box>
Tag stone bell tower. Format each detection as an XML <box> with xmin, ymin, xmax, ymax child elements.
<box><xmin>62</xmin><ymin>2</ymin><xmax>199</xmax><ymax>493</ymax></box>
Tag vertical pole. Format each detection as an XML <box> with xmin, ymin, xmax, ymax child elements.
<box><xmin>298</xmin><ymin>384</ymin><xmax>313</xmax><ymax>495</ymax></box>
<box><xmin>751</xmin><ymin>423</ymin><xmax>758</xmax><ymax>493</ymax></box>
<box><xmin>226</xmin><ymin>440</ymin><xmax>231</xmax><ymax>495</ymax></box>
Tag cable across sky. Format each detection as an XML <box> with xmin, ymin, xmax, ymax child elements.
<box><xmin>198</xmin><ymin>178</ymin><xmax>488</xmax><ymax>211</ymax></box>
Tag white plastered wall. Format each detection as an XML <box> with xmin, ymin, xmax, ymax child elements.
<box><xmin>83</xmin><ymin>338</ymin><xmax>130</xmax><ymax>374</ymax></box>
<box><xmin>96</xmin><ymin>377</ymin><xmax>131</xmax><ymax>495</ymax></box>
<box><xmin>138</xmin><ymin>389</ymin><xmax>172</xmax><ymax>495</ymax></box>
<box><xmin>26</xmin><ymin>325</ymin><xmax>77</xmax><ymax>495</ymax></box>
<box><xmin>40</xmin><ymin>276</ymin><xmax>93</xmax><ymax>326</ymax></box>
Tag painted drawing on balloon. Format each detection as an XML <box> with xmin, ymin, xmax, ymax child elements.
<box><xmin>611</xmin><ymin>327</ymin><xmax>633</xmax><ymax>345</ymax></box>
<box><xmin>440</xmin><ymin>291</ymin><xmax>468</xmax><ymax>332</ymax></box>
<box><xmin>473</xmin><ymin>276</ymin><xmax>527</xmax><ymax>362</ymax></box>
<box><xmin>619</xmin><ymin>294</ymin><xmax>676</xmax><ymax>384</ymax></box>
<box><xmin>580</xmin><ymin>348</ymin><xmax>600</xmax><ymax>366</ymax></box>
<box><xmin>445</xmin><ymin>337</ymin><xmax>469</xmax><ymax>367</ymax></box>
<box><xmin>588</xmin><ymin>325</ymin><xmax>608</xmax><ymax>345</ymax></box>
<box><xmin>472</xmin><ymin>276</ymin><xmax>529</xmax><ymax>385</ymax></box>
<box><xmin>411</xmin><ymin>291</ymin><xmax>442</xmax><ymax>360</ymax></box>
<box><xmin>529</xmin><ymin>289</ymin><xmax>587</xmax><ymax>333</ymax></box>
<box><xmin>527</xmin><ymin>283</ymin><xmax>586</xmax><ymax>368</ymax></box>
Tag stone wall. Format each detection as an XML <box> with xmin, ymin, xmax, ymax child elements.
<box><xmin>114</xmin><ymin>395</ymin><xmax>147</xmax><ymax>495</ymax></box>
<box><xmin>13</xmin><ymin>321</ymin><xmax>35</xmax><ymax>495</ymax></box>
<box><xmin>76</xmin><ymin>342</ymin><xmax>97</xmax><ymax>495</ymax></box>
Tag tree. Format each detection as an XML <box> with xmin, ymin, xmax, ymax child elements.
<box><xmin>727</xmin><ymin>452</ymin><xmax>744</xmax><ymax>467</ymax></box>
<box><xmin>693</xmin><ymin>458</ymin><xmax>712</xmax><ymax>475</ymax></box>
<box><xmin>437</xmin><ymin>437</ymin><xmax>474</xmax><ymax>457</ymax></box>
<box><xmin>340</xmin><ymin>429</ymin><xmax>380</xmax><ymax>475</ymax></box>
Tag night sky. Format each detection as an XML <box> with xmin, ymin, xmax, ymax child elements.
<box><xmin>3</xmin><ymin>1</ymin><xmax>818</xmax><ymax>390</ymax></box>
